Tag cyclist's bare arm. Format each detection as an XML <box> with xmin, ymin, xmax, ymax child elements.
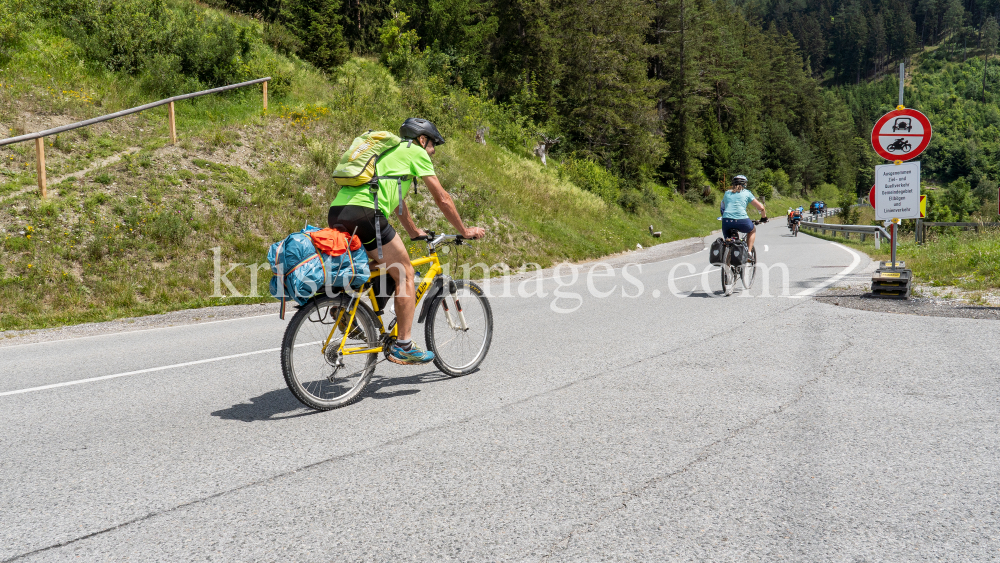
<box><xmin>751</xmin><ymin>199</ymin><xmax>766</xmax><ymax>216</ymax></box>
<box><xmin>398</xmin><ymin>200</ymin><xmax>423</xmax><ymax>239</ymax></box>
<box><xmin>422</xmin><ymin>175</ymin><xmax>485</xmax><ymax>239</ymax></box>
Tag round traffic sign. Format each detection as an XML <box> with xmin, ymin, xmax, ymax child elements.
<box><xmin>869</xmin><ymin>185</ymin><xmax>876</xmax><ymax>208</ymax></box>
<box><xmin>871</xmin><ymin>108</ymin><xmax>932</xmax><ymax>161</ymax></box>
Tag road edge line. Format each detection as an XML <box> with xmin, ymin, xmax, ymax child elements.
<box><xmin>0</xmin><ymin>347</ymin><xmax>281</xmax><ymax>397</ymax></box>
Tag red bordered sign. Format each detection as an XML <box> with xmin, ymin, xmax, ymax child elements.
<box><xmin>871</xmin><ymin>108</ymin><xmax>932</xmax><ymax>161</ymax></box>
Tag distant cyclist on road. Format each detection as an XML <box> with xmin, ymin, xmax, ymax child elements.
<box><xmin>720</xmin><ymin>175</ymin><xmax>767</xmax><ymax>252</ymax></box>
<box><xmin>328</xmin><ymin>118</ymin><xmax>486</xmax><ymax>366</ymax></box>
<box><xmin>788</xmin><ymin>207</ymin><xmax>802</xmax><ymax>229</ymax></box>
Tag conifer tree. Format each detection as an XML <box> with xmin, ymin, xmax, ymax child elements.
<box><xmin>652</xmin><ymin>0</ymin><xmax>717</xmax><ymax>193</ymax></box>
<box><xmin>282</xmin><ymin>0</ymin><xmax>351</xmax><ymax>72</ymax></box>
<box><xmin>487</xmin><ymin>0</ymin><xmax>560</xmax><ymax>120</ymax></box>
<box><xmin>553</xmin><ymin>0</ymin><xmax>662</xmax><ymax>176</ymax></box>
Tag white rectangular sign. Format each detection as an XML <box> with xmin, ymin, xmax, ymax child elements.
<box><xmin>874</xmin><ymin>161</ymin><xmax>921</xmax><ymax>220</ymax></box>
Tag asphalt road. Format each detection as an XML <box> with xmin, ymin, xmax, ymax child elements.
<box><xmin>2</xmin><ymin>221</ymin><xmax>998</xmax><ymax>562</ymax></box>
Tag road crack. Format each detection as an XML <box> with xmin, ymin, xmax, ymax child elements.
<box><xmin>537</xmin><ymin>336</ymin><xmax>854</xmax><ymax>561</ymax></box>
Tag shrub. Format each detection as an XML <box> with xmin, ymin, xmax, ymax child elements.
<box><xmin>837</xmin><ymin>191</ymin><xmax>861</xmax><ymax>225</ymax></box>
<box><xmin>36</xmin><ymin>199</ymin><xmax>62</xmax><ymax>219</ymax></box>
<box><xmin>378</xmin><ymin>10</ymin><xmax>421</xmax><ymax>78</ymax></box>
<box><xmin>149</xmin><ymin>211</ymin><xmax>191</xmax><ymax>245</ymax></box>
<box><xmin>0</xmin><ymin>0</ymin><xmax>34</xmax><ymax>60</ymax></box>
<box><xmin>813</xmin><ymin>183</ymin><xmax>840</xmax><ymax>203</ymax></box>
<box><xmin>757</xmin><ymin>169</ymin><xmax>787</xmax><ymax>198</ymax></box>
<box><xmin>221</xmin><ymin>186</ymin><xmax>244</xmax><ymax>207</ymax></box>
<box><xmin>84</xmin><ymin>192</ymin><xmax>110</xmax><ymax>209</ymax></box>
<box><xmin>46</xmin><ymin>0</ymin><xmax>259</xmax><ymax>96</ymax></box>
<box><xmin>263</xmin><ymin>21</ymin><xmax>303</xmax><ymax>56</ymax></box>
<box><xmin>559</xmin><ymin>159</ymin><xmax>620</xmax><ymax>206</ymax></box>
<box><xmin>942</xmin><ymin>177</ymin><xmax>978</xmax><ymax>221</ymax></box>
<box><xmin>617</xmin><ymin>189</ymin><xmax>643</xmax><ymax>214</ymax></box>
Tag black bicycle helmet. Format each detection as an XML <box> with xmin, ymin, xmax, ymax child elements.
<box><xmin>400</xmin><ymin>117</ymin><xmax>446</xmax><ymax>146</ymax></box>
<box><xmin>732</xmin><ymin>174</ymin><xmax>748</xmax><ymax>187</ymax></box>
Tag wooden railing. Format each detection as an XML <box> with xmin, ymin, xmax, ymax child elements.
<box><xmin>0</xmin><ymin>77</ymin><xmax>271</xmax><ymax>197</ymax></box>
<box><xmin>916</xmin><ymin>220</ymin><xmax>1000</xmax><ymax>243</ymax></box>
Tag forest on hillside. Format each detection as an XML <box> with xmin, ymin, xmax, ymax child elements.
<box><xmin>3</xmin><ymin>0</ymin><xmax>1000</xmax><ymax>219</ymax></box>
<box><xmin>211</xmin><ymin>0</ymin><xmax>1000</xmax><ymax>217</ymax></box>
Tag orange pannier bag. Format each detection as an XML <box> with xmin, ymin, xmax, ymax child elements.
<box><xmin>308</xmin><ymin>228</ymin><xmax>362</xmax><ymax>256</ymax></box>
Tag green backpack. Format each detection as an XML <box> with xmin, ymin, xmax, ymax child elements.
<box><xmin>332</xmin><ymin>130</ymin><xmax>413</xmax><ymax>258</ymax></box>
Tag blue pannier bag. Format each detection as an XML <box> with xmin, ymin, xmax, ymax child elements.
<box><xmin>267</xmin><ymin>225</ymin><xmax>371</xmax><ymax>315</ymax></box>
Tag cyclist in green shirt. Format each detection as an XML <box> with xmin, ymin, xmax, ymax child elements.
<box><xmin>328</xmin><ymin>118</ymin><xmax>485</xmax><ymax>365</ymax></box>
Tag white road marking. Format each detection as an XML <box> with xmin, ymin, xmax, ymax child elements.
<box><xmin>791</xmin><ymin>242</ymin><xmax>862</xmax><ymax>298</ymax></box>
<box><xmin>0</xmin><ymin>347</ymin><xmax>281</xmax><ymax>397</ymax></box>
<box><xmin>764</xmin><ymin>245</ymin><xmax>769</xmax><ymax>251</ymax></box>
<box><xmin>671</xmin><ymin>270</ymin><xmax>714</xmax><ymax>281</ymax></box>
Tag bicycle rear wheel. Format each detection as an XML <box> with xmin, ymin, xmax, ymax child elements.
<box><xmin>721</xmin><ymin>259</ymin><xmax>736</xmax><ymax>296</ymax></box>
<box><xmin>425</xmin><ymin>280</ymin><xmax>493</xmax><ymax>377</ymax></box>
<box><xmin>742</xmin><ymin>246</ymin><xmax>757</xmax><ymax>289</ymax></box>
<box><xmin>281</xmin><ymin>295</ymin><xmax>379</xmax><ymax>411</ymax></box>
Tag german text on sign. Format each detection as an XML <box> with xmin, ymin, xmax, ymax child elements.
<box><xmin>874</xmin><ymin>162</ymin><xmax>921</xmax><ymax>220</ymax></box>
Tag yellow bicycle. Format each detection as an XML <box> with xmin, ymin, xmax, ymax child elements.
<box><xmin>280</xmin><ymin>232</ymin><xmax>494</xmax><ymax>411</ymax></box>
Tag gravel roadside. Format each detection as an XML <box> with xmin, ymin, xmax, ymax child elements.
<box><xmin>814</xmin><ymin>256</ymin><xmax>1000</xmax><ymax>321</ymax></box>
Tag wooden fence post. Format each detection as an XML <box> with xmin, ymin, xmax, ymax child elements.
<box><xmin>263</xmin><ymin>81</ymin><xmax>268</xmax><ymax>112</ymax></box>
<box><xmin>167</xmin><ymin>102</ymin><xmax>177</xmax><ymax>145</ymax></box>
<box><xmin>35</xmin><ymin>137</ymin><xmax>47</xmax><ymax>198</ymax></box>
<box><xmin>168</xmin><ymin>101</ymin><xmax>177</xmax><ymax>145</ymax></box>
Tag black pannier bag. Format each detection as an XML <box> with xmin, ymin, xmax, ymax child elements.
<box><xmin>726</xmin><ymin>241</ymin><xmax>748</xmax><ymax>266</ymax></box>
<box><xmin>709</xmin><ymin>237</ymin><xmax>725</xmax><ymax>265</ymax></box>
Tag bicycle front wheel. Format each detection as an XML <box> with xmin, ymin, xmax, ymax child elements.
<box><xmin>742</xmin><ymin>247</ymin><xmax>757</xmax><ymax>290</ymax></box>
<box><xmin>281</xmin><ymin>295</ymin><xmax>379</xmax><ymax>411</ymax></box>
<box><xmin>425</xmin><ymin>280</ymin><xmax>493</xmax><ymax>377</ymax></box>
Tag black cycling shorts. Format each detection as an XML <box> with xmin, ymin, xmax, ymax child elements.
<box><xmin>327</xmin><ymin>205</ymin><xmax>396</xmax><ymax>252</ymax></box>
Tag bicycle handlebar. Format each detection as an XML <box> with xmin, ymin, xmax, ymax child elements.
<box><xmin>410</xmin><ymin>231</ymin><xmax>466</xmax><ymax>245</ymax></box>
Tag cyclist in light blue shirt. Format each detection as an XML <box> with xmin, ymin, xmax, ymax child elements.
<box><xmin>720</xmin><ymin>175</ymin><xmax>767</xmax><ymax>252</ymax></box>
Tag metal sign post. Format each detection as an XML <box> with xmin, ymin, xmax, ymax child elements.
<box><xmin>899</xmin><ymin>62</ymin><xmax>904</xmax><ymax>106</ymax></box>
<box><xmin>891</xmin><ymin>222</ymin><xmax>896</xmax><ymax>265</ymax></box>
<box><xmin>893</xmin><ymin>63</ymin><xmax>902</xmax><ymax>269</ymax></box>
<box><xmin>869</xmin><ymin>62</ymin><xmax>920</xmax><ymax>299</ymax></box>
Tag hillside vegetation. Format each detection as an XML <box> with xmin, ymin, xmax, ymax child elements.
<box><xmin>1</xmin><ymin>0</ymin><xmax>780</xmax><ymax>331</ymax></box>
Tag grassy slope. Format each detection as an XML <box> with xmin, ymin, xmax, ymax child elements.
<box><xmin>0</xmin><ymin>15</ymin><xmax>731</xmax><ymax>331</ymax></box>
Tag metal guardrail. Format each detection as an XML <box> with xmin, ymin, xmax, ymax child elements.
<box><xmin>0</xmin><ymin>77</ymin><xmax>271</xmax><ymax>197</ymax></box>
<box><xmin>800</xmin><ymin>221</ymin><xmax>890</xmax><ymax>249</ymax></box>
